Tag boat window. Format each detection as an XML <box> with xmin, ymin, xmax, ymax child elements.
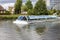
<box><xmin>18</xmin><ymin>16</ymin><xmax>27</xmax><ymax>20</ymax></box>
<box><xmin>27</xmin><ymin>15</ymin><xmax>57</xmax><ymax>20</ymax></box>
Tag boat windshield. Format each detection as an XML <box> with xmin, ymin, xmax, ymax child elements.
<box><xmin>17</xmin><ymin>16</ymin><xmax>27</xmax><ymax>20</ymax></box>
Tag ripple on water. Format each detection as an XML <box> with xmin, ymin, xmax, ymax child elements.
<box><xmin>1</xmin><ymin>20</ymin><xmax>60</xmax><ymax>40</ymax></box>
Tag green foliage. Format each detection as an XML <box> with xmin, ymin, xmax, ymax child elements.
<box><xmin>27</xmin><ymin>9</ymin><xmax>33</xmax><ymax>15</ymax></box>
<box><xmin>5</xmin><ymin>11</ymin><xmax>11</xmax><ymax>15</ymax></box>
<box><xmin>14</xmin><ymin>0</ymin><xmax>22</xmax><ymax>14</ymax></box>
<box><xmin>21</xmin><ymin>5</ymin><xmax>28</xmax><ymax>11</ymax></box>
<box><xmin>25</xmin><ymin>0</ymin><xmax>33</xmax><ymax>11</ymax></box>
<box><xmin>0</xmin><ymin>15</ymin><xmax>18</xmax><ymax>20</ymax></box>
<box><xmin>34</xmin><ymin>0</ymin><xmax>48</xmax><ymax>15</ymax></box>
<box><xmin>0</xmin><ymin>11</ymin><xmax>11</xmax><ymax>15</ymax></box>
<box><xmin>49</xmin><ymin>9</ymin><xmax>57</xmax><ymax>15</ymax></box>
<box><xmin>57</xmin><ymin>10</ymin><xmax>60</xmax><ymax>15</ymax></box>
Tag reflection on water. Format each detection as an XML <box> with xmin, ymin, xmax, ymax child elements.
<box><xmin>35</xmin><ymin>27</ymin><xmax>46</xmax><ymax>35</ymax></box>
<box><xmin>41</xmin><ymin>21</ymin><xmax>60</xmax><ymax>40</ymax></box>
<box><xmin>0</xmin><ymin>20</ymin><xmax>60</xmax><ymax>40</ymax></box>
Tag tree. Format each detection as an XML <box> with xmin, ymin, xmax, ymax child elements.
<box><xmin>34</xmin><ymin>0</ymin><xmax>48</xmax><ymax>15</ymax></box>
<box><xmin>14</xmin><ymin>0</ymin><xmax>22</xmax><ymax>14</ymax></box>
<box><xmin>25</xmin><ymin>0</ymin><xmax>33</xmax><ymax>11</ymax></box>
<box><xmin>21</xmin><ymin>5</ymin><xmax>28</xmax><ymax>11</ymax></box>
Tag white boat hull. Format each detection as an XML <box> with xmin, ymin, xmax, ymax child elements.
<box><xmin>13</xmin><ymin>20</ymin><xmax>28</xmax><ymax>27</ymax></box>
<box><xmin>13</xmin><ymin>19</ymin><xmax>57</xmax><ymax>27</ymax></box>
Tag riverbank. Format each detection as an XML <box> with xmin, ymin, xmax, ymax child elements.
<box><xmin>0</xmin><ymin>14</ymin><xmax>22</xmax><ymax>20</ymax></box>
<box><xmin>0</xmin><ymin>14</ymin><xmax>58</xmax><ymax>20</ymax></box>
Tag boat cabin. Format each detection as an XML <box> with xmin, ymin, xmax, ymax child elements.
<box><xmin>17</xmin><ymin>15</ymin><xmax>57</xmax><ymax>21</ymax></box>
<box><xmin>17</xmin><ymin>16</ymin><xmax>27</xmax><ymax>20</ymax></box>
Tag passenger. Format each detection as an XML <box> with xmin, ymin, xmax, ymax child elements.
<box><xmin>18</xmin><ymin>16</ymin><xmax>27</xmax><ymax>20</ymax></box>
<box><xmin>23</xmin><ymin>16</ymin><xmax>27</xmax><ymax>20</ymax></box>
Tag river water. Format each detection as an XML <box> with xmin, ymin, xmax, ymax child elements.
<box><xmin>0</xmin><ymin>20</ymin><xmax>60</xmax><ymax>40</ymax></box>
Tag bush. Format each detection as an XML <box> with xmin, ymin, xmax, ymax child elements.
<box><xmin>48</xmin><ymin>9</ymin><xmax>57</xmax><ymax>15</ymax></box>
<box><xmin>0</xmin><ymin>11</ymin><xmax>11</xmax><ymax>15</ymax></box>
<box><xmin>27</xmin><ymin>9</ymin><xmax>33</xmax><ymax>15</ymax></box>
<box><xmin>0</xmin><ymin>15</ymin><xmax>18</xmax><ymax>20</ymax></box>
<box><xmin>57</xmin><ymin>10</ymin><xmax>60</xmax><ymax>15</ymax></box>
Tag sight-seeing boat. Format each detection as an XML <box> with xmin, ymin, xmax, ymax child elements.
<box><xmin>13</xmin><ymin>15</ymin><xmax>57</xmax><ymax>27</ymax></box>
